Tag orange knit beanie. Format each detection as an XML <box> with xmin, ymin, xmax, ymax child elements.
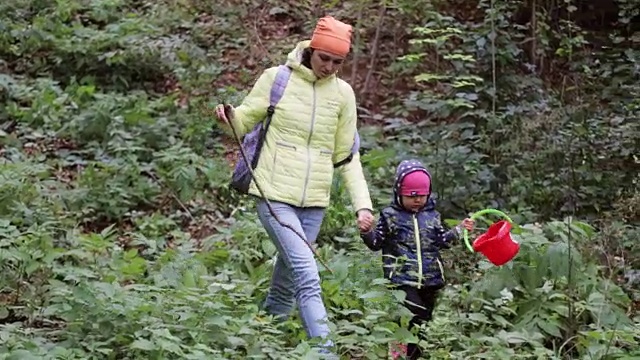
<box><xmin>309</xmin><ymin>16</ymin><xmax>352</xmax><ymax>57</ymax></box>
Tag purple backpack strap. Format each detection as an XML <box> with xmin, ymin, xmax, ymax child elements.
<box><xmin>262</xmin><ymin>65</ymin><xmax>292</xmax><ymax>136</ymax></box>
<box><xmin>269</xmin><ymin>65</ymin><xmax>292</xmax><ymax>109</ymax></box>
<box><xmin>333</xmin><ymin>131</ymin><xmax>361</xmax><ymax>168</ymax></box>
<box><xmin>353</xmin><ymin>131</ymin><xmax>360</xmax><ymax>151</ymax></box>
<box><xmin>229</xmin><ymin>65</ymin><xmax>292</xmax><ymax>194</ymax></box>
<box><xmin>262</xmin><ymin>65</ymin><xmax>292</xmax><ymax>130</ymax></box>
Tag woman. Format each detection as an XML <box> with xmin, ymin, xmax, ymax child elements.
<box><xmin>214</xmin><ymin>16</ymin><xmax>375</xmax><ymax>356</ymax></box>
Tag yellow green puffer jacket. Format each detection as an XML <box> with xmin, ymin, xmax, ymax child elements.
<box><xmin>225</xmin><ymin>40</ymin><xmax>373</xmax><ymax>212</ymax></box>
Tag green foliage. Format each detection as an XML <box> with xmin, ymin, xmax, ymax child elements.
<box><xmin>1</xmin><ymin>0</ymin><xmax>638</xmax><ymax>359</ymax></box>
<box><xmin>386</xmin><ymin>0</ymin><xmax>639</xmax><ymax>223</ymax></box>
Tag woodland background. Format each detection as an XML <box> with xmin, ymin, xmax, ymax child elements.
<box><xmin>0</xmin><ymin>0</ymin><xmax>638</xmax><ymax>358</ymax></box>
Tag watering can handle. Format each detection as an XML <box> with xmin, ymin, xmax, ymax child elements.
<box><xmin>462</xmin><ymin>208</ymin><xmax>514</xmax><ymax>252</ymax></box>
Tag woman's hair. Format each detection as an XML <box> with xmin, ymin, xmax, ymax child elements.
<box><xmin>301</xmin><ymin>48</ymin><xmax>314</xmax><ymax>69</ymax></box>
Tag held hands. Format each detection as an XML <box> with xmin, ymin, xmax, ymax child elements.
<box><xmin>214</xmin><ymin>104</ymin><xmax>234</xmax><ymax>124</ymax></box>
<box><xmin>357</xmin><ymin>210</ymin><xmax>375</xmax><ymax>233</ymax></box>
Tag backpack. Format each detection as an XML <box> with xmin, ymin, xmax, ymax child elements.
<box><xmin>230</xmin><ymin>65</ymin><xmax>361</xmax><ymax>194</ymax></box>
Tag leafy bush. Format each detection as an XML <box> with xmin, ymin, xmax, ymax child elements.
<box><xmin>1</xmin><ymin>0</ymin><xmax>638</xmax><ymax>359</ymax></box>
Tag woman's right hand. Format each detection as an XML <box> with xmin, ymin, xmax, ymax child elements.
<box><xmin>214</xmin><ymin>104</ymin><xmax>234</xmax><ymax>124</ymax></box>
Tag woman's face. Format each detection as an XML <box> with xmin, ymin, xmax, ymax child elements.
<box><xmin>310</xmin><ymin>50</ymin><xmax>345</xmax><ymax>78</ymax></box>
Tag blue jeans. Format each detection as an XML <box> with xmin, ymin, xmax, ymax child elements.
<box><xmin>257</xmin><ymin>200</ymin><xmax>334</xmax><ymax>352</ymax></box>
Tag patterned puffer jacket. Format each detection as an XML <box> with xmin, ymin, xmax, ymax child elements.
<box><xmin>361</xmin><ymin>159</ymin><xmax>462</xmax><ymax>288</ymax></box>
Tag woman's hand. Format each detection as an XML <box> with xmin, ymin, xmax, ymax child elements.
<box><xmin>460</xmin><ymin>218</ymin><xmax>475</xmax><ymax>231</ymax></box>
<box><xmin>214</xmin><ymin>104</ymin><xmax>234</xmax><ymax>124</ymax></box>
<box><xmin>357</xmin><ymin>209</ymin><xmax>375</xmax><ymax>233</ymax></box>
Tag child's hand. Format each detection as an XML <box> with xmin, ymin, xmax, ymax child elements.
<box><xmin>460</xmin><ymin>218</ymin><xmax>475</xmax><ymax>231</ymax></box>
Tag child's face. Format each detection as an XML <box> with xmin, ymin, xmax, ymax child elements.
<box><xmin>401</xmin><ymin>195</ymin><xmax>428</xmax><ymax>212</ymax></box>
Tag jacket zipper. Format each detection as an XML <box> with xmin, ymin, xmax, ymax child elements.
<box><xmin>412</xmin><ymin>214</ymin><xmax>423</xmax><ymax>289</ymax></box>
<box><xmin>436</xmin><ymin>257</ymin><xmax>445</xmax><ymax>282</ymax></box>
<box><xmin>389</xmin><ymin>257</ymin><xmax>396</xmax><ymax>280</ymax></box>
<box><xmin>300</xmin><ymin>81</ymin><xmax>317</xmax><ymax>207</ymax></box>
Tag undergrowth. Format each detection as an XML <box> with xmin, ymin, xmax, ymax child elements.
<box><xmin>0</xmin><ymin>0</ymin><xmax>638</xmax><ymax>359</ymax></box>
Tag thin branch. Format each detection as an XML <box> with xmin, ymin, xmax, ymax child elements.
<box><xmin>250</xmin><ymin>7</ymin><xmax>279</xmax><ymax>66</ymax></box>
<box><xmin>223</xmin><ymin>113</ymin><xmax>334</xmax><ymax>274</ymax></box>
<box><xmin>144</xmin><ymin>170</ymin><xmax>195</xmax><ymax>222</ymax></box>
<box><xmin>361</xmin><ymin>4</ymin><xmax>387</xmax><ymax>96</ymax></box>
<box><xmin>212</xmin><ymin>15</ymin><xmax>332</xmax><ymax>272</ymax></box>
<box><xmin>531</xmin><ymin>0</ymin><xmax>538</xmax><ymax>73</ymax></box>
<box><xmin>490</xmin><ymin>0</ymin><xmax>497</xmax><ymax>115</ymax></box>
<box><xmin>350</xmin><ymin>1</ymin><xmax>366</xmax><ymax>86</ymax></box>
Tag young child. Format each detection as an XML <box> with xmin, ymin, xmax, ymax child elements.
<box><xmin>360</xmin><ymin>159</ymin><xmax>474</xmax><ymax>360</ymax></box>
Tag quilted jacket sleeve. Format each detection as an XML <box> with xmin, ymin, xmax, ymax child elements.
<box><xmin>431</xmin><ymin>211</ymin><xmax>462</xmax><ymax>249</ymax></box>
<box><xmin>333</xmin><ymin>81</ymin><xmax>373</xmax><ymax>212</ymax></box>
<box><xmin>222</xmin><ymin>68</ymin><xmax>275</xmax><ymax>138</ymax></box>
<box><xmin>335</xmin><ymin>152</ymin><xmax>373</xmax><ymax>212</ymax></box>
<box><xmin>360</xmin><ymin>210</ymin><xmax>390</xmax><ymax>251</ymax></box>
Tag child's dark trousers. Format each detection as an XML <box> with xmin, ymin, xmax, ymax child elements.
<box><xmin>398</xmin><ymin>284</ymin><xmax>442</xmax><ymax>359</ymax></box>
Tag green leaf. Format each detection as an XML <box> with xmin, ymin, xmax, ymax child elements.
<box><xmin>130</xmin><ymin>339</ymin><xmax>155</xmax><ymax>351</ymax></box>
<box><xmin>359</xmin><ymin>290</ymin><xmax>387</xmax><ymax>300</ymax></box>
<box><xmin>537</xmin><ymin>320</ymin><xmax>562</xmax><ymax>338</ymax></box>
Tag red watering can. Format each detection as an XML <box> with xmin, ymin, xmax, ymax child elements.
<box><xmin>463</xmin><ymin>208</ymin><xmax>520</xmax><ymax>266</ymax></box>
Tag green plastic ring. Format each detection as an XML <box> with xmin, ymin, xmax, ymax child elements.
<box><xmin>463</xmin><ymin>208</ymin><xmax>514</xmax><ymax>252</ymax></box>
